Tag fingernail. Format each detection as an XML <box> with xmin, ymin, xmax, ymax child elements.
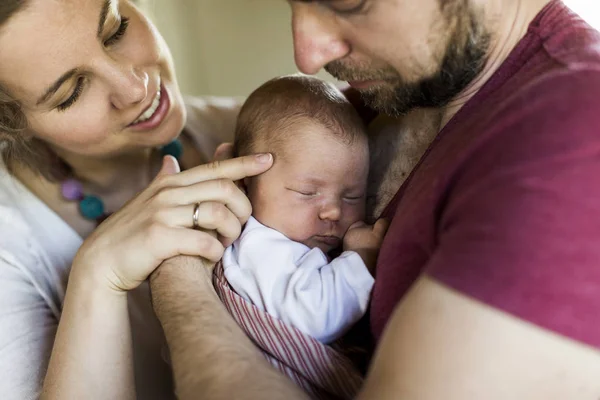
<box><xmin>255</xmin><ymin>153</ymin><xmax>272</xmax><ymax>163</ymax></box>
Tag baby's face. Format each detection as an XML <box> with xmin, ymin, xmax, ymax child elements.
<box><xmin>247</xmin><ymin>122</ymin><xmax>369</xmax><ymax>253</ymax></box>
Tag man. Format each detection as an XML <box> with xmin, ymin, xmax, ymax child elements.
<box><xmin>152</xmin><ymin>0</ymin><xmax>600</xmax><ymax>398</ymax></box>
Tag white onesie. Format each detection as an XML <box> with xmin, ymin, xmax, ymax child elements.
<box><xmin>222</xmin><ymin>217</ymin><xmax>375</xmax><ymax>343</ymax></box>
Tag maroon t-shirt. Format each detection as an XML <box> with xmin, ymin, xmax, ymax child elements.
<box><xmin>371</xmin><ymin>0</ymin><xmax>600</xmax><ymax>349</ymax></box>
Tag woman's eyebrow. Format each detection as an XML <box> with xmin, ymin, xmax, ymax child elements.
<box><xmin>97</xmin><ymin>0</ymin><xmax>111</xmax><ymax>38</ymax></box>
<box><xmin>36</xmin><ymin>1</ymin><xmax>111</xmax><ymax>106</ymax></box>
<box><xmin>36</xmin><ymin>68</ymin><xmax>79</xmax><ymax>106</ymax></box>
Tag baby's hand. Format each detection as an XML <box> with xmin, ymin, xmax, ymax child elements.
<box><xmin>343</xmin><ymin>219</ymin><xmax>389</xmax><ymax>274</ymax></box>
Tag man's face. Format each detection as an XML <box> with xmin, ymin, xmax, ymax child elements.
<box><xmin>289</xmin><ymin>0</ymin><xmax>490</xmax><ymax>115</ymax></box>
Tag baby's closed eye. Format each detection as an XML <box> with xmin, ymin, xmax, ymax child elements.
<box><xmin>286</xmin><ymin>187</ymin><xmax>317</xmax><ymax>197</ymax></box>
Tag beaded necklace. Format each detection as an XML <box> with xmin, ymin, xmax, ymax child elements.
<box><xmin>60</xmin><ymin>139</ymin><xmax>183</xmax><ymax>225</ymax></box>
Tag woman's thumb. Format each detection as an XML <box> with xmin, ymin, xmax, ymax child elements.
<box><xmin>157</xmin><ymin>155</ymin><xmax>181</xmax><ymax>177</ymax></box>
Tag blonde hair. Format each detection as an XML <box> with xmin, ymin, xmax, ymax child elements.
<box><xmin>0</xmin><ymin>0</ymin><xmax>71</xmax><ymax>179</ymax></box>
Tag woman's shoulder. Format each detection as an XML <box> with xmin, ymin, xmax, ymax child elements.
<box><xmin>0</xmin><ymin>168</ymin><xmax>75</xmax><ymax>305</ymax></box>
<box><xmin>0</xmin><ymin>208</ymin><xmax>67</xmax><ymax>321</ymax></box>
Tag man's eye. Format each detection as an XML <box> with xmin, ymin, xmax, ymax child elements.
<box><xmin>104</xmin><ymin>17</ymin><xmax>130</xmax><ymax>47</ymax></box>
<box><xmin>57</xmin><ymin>77</ymin><xmax>85</xmax><ymax>112</ymax></box>
<box><xmin>327</xmin><ymin>0</ymin><xmax>368</xmax><ymax>15</ymax></box>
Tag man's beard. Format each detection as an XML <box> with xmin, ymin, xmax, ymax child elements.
<box><xmin>325</xmin><ymin>4</ymin><xmax>491</xmax><ymax>116</ymax></box>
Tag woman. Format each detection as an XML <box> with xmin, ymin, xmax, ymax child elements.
<box><xmin>0</xmin><ymin>0</ymin><xmax>272</xmax><ymax>398</ymax></box>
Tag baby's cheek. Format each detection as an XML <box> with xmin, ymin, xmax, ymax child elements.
<box><xmin>346</xmin><ymin>203</ymin><xmax>366</xmax><ymax>225</ymax></box>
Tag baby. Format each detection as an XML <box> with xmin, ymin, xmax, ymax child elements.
<box><xmin>222</xmin><ymin>75</ymin><xmax>386</xmax><ymax>344</ymax></box>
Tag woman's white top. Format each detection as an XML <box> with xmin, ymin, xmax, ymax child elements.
<box><xmin>0</xmin><ymin>96</ymin><xmax>241</xmax><ymax>400</ymax></box>
<box><xmin>223</xmin><ymin>217</ymin><xmax>375</xmax><ymax>344</ymax></box>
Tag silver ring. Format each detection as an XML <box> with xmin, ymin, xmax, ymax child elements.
<box><xmin>192</xmin><ymin>203</ymin><xmax>201</xmax><ymax>229</ymax></box>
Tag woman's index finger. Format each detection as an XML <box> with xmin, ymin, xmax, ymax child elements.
<box><xmin>175</xmin><ymin>153</ymin><xmax>273</xmax><ymax>185</ymax></box>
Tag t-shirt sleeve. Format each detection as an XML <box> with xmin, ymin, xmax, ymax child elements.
<box><xmin>0</xmin><ymin>250</ymin><xmax>59</xmax><ymax>399</ymax></box>
<box><xmin>426</xmin><ymin>70</ymin><xmax>600</xmax><ymax>348</ymax></box>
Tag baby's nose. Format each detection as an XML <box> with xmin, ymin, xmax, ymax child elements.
<box><xmin>319</xmin><ymin>201</ymin><xmax>341</xmax><ymax>222</ymax></box>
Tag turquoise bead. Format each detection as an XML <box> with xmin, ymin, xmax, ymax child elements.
<box><xmin>161</xmin><ymin>139</ymin><xmax>183</xmax><ymax>160</ymax></box>
<box><xmin>79</xmin><ymin>195</ymin><xmax>105</xmax><ymax>220</ymax></box>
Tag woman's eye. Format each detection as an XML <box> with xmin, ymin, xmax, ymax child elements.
<box><xmin>57</xmin><ymin>77</ymin><xmax>85</xmax><ymax>112</ymax></box>
<box><xmin>327</xmin><ymin>0</ymin><xmax>368</xmax><ymax>15</ymax></box>
<box><xmin>104</xmin><ymin>17</ymin><xmax>130</xmax><ymax>47</ymax></box>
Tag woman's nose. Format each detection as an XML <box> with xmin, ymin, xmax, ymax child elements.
<box><xmin>109</xmin><ymin>64</ymin><xmax>149</xmax><ymax>110</ymax></box>
<box><xmin>291</xmin><ymin>4</ymin><xmax>350</xmax><ymax>75</ymax></box>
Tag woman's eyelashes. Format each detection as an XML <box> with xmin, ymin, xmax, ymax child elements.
<box><xmin>104</xmin><ymin>17</ymin><xmax>130</xmax><ymax>47</ymax></box>
<box><xmin>57</xmin><ymin>77</ymin><xmax>85</xmax><ymax>112</ymax></box>
<box><xmin>56</xmin><ymin>16</ymin><xmax>130</xmax><ymax>111</ymax></box>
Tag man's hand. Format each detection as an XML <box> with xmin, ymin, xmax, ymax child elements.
<box><xmin>343</xmin><ymin>218</ymin><xmax>389</xmax><ymax>274</ymax></box>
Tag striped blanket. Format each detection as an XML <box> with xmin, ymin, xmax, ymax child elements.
<box><xmin>213</xmin><ymin>262</ymin><xmax>365</xmax><ymax>399</ymax></box>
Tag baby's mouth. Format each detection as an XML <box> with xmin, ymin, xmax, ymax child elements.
<box><xmin>313</xmin><ymin>235</ymin><xmax>341</xmax><ymax>247</ymax></box>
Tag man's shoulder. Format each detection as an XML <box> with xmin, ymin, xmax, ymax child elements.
<box><xmin>535</xmin><ymin>1</ymin><xmax>600</xmax><ymax>69</ymax></box>
<box><xmin>499</xmin><ymin>67</ymin><xmax>600</xmax><ymax>138</ymax></box>
<box><xmin>492</xmin><ymin>1</ymin><xmax>600</xmax><ymax>123</ymax></box>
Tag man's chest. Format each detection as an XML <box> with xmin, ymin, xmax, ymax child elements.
<box><xmin>366</xmin><ymin>109</ymin><xmax>441</xmax><ymax>221</ymax></box>
<box><xmin>366</xmin><ymin>101</ymin><xmax>498</xmax><ymax>340</ymax></box>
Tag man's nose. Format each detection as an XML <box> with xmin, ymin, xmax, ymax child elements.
<box><xmin>108</xmin><ymin>64</ymin><xmax>149</xmax><ymax>110</ymax></box>
<box><xmin>291</xmin><ymin>4</ymin><xmax>350</xmax><ymax>75</ymax></box>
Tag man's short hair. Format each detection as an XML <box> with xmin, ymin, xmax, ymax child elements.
<box><xmin>234</xmin><ymin>74</ymin><xmax>366</xmax><ymax>158</ymax></box>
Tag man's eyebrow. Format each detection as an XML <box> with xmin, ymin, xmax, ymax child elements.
<box><xmin>97</xmin><ymin>0</ymin><xmax>111</xmax><ymax>38</ymax></box>
<box><xmin>36</xmin><ymin>68</ymin><xmax>79</xmax><ymax>106</ymax></box>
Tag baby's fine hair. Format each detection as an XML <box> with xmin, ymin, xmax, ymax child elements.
<box><xmin>234</xmin><ymin>75</ymin><xmax>366</xmax><ymax>157</ymax></box>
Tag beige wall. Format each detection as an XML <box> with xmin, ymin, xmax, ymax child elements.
<box><xmin>146</xmin><ymin>0</ymin><xmax>332</xmax><ymax>97</ymax></box>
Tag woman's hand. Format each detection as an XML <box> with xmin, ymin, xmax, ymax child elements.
<box><xmin>72</xmin><ymin>153</ymin><xmax>273</xmax><ymax>292</ymax></box>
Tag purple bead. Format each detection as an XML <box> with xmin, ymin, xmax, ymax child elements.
<box><xmin>61</xmin><ymin>179</ymin><xmax>84</xmax><ymax>201</ymax></box>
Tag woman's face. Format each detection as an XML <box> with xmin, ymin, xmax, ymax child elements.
<box><xmin>0</xmin><ymin>0</ymin><xmax>186</xmax><ymax>158</ymax></box>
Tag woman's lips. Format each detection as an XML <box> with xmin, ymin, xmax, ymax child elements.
<box><xmin>128</xmin><ymin>82</ymin><xmax>170</xmax><ymax>131</ymax></box>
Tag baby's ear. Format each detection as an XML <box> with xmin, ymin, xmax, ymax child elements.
<box><xmin>212</xmin><ymin>142</ymin><xmax>234</xmax><ymax>162</ymax></box>
<box><xmin>240</xmin><ymin>177</ymin><xmax>251</xmax><ymax>194</ymax></box>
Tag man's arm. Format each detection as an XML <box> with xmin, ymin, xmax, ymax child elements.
<box><xmin>150</xmin><ymin>256</ymin><xmax>309</xmax><ymax>400</ymax></box>
<box><xmin>151</xmin><ymin>256</ymin><xmax>600</xmax><ymax>400</ymax></box>
<box><xmin>358</xmin><ymin>276</ymin><xmax>600</xmax><ymax>400</ymax></box>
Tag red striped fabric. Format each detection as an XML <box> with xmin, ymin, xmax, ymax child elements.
<box><xmin>213</xmin><ymin>262</ymin><xmax>363</xmax><ymax>399</ymax></box>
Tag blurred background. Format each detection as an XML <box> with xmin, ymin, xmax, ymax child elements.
<box><xmin>141</xmin><ymin>0</ymin><xmax>599</xmax><ymax>98</ymax></box>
